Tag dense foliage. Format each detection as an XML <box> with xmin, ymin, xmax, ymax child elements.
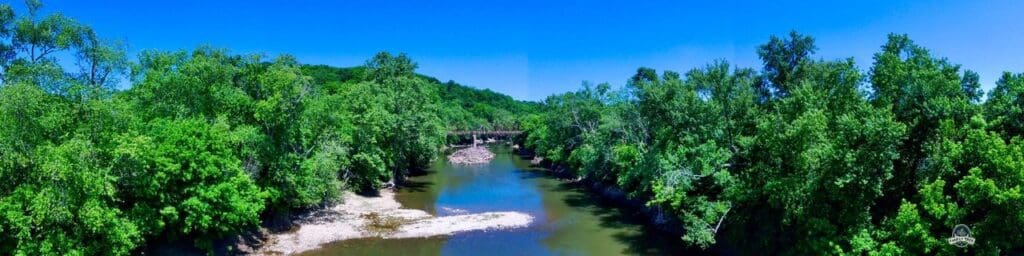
<box><xmin>1</xmin><ymin>1</ymin><xmax>1021</xmax><ymax>255</ymax></box>
<box><xmin>302</xmin><ymin>64</ymin><xmax>539</xmax><ymax>132</ymax></box>
<box><xmin>521</xmin><ymin>31</ymin><xmax>1024</xmax><ymax>255</ymax></box>
<box><xmin>0</xmin><ymin>1</ymin><xmax>533</xmax><ymax>254</ymax></box>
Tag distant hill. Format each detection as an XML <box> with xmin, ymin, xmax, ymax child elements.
<box><xmin>302</xmin><ymin>64</ymin><xmax>540</xmax><ymax>131</ymax></box>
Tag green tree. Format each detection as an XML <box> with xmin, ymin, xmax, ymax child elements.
<box><xmin>984</xmin><ymin>72</ymin><xmax>1024</xmax><ymax>137</ymax></box>
<box><xmin>112</xmin><ymin>118</ymin><xmax>265</xmax><ymax>249</ymax></box>
<box><xmin>867</xmin><ymin>117</ymin><xmax>1024</xmax><ymax>255</ymax></box>
<box><xmin>0</xmin><ymin>138</ymin><xmax>140</xmax><ymax>255</ymax></box>
<box><xmin>0</xmin><ymin>83</ymin><xmax>69</xmax><ymax>175</ymax></box>
<box><xmin>869</xmin><ymin>34</ymin><xmax>978</xmax><ymax>216</ymax></box>
<box><xmin>128</xmin><ymin>48</ymin><xmax>249</xmax><ymax>120</ymax></box>
<box><xmin>365</xmin><ymin>52</ymin><xmax>445</xmax><ymax>186</ymax></box>
<box><xmin>639</xmin><ymin>62</ymin><xmax>760</xmax><ymax>248</ymax></box>
<box><xmin>757</xmin><ymin>31</ymin><xmax>817</xmax><ymax>97</ymax></box>
<box><xmin>740</xmin><ymin>59</ymin><xmax>906</xmax><ymax>253</ymax></box>
<box><xmin>242</xmin><ymin>55</ymin><xmax>349</xmax><ymax>209</ymax></box>
<box><xmin>73</xmin><ymin>27</ymin><xmax>129</xmax><ymax>90</ymax></box>
<box><xmin>3</xmin><ymin>0</ymin><xmax>87</xmax><ymax>92</ymax></box>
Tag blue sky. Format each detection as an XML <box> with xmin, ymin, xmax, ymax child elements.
<box><xmin>32</xmin><ymin>0</ymin><xmax>1024</xmax><ymax>101</ymax></box>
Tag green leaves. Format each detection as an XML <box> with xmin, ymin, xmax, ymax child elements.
<box><xmin>0</xmin><ymin>1</ymin><xmax>1021</xmax><ymax>253</ymax></box>
<box><xmin>0</xmin><ymin>138</ymin><xmax>140</xmax><ymax>256</ymax></box>
<box><xmin>112</xmin><ymin>118</ymin><xmax>265</xmax><ymax>246</ymax></box>
<box><xmin>357</xmin><ymin>52</ymin><xmax>445</xmax><ymax>185</ymax></box>
<box><xmin>740</xmin><ymin>62</ymin><xmax>906</xmax><ymax>252</ymax></box>
<box><xmin>0</xmin><ymin>2</ymin><xmax>520</xmax><ymax>254</ymax></box>
<box><xmin>515</xmin><ymin>31</ymin><xmax>1024</xmax><ymax>255</ymax></box>
<box><xmin>522</xmin><ymin>62</ymin><xmax>760</xmax><ymax>249</ymax></box>
<box><xmin>985</xmin><ymin>72</ymin><xmax>1024</xmax><ymax>137</ymax></box>
<box><xmin>757</xmin><ymin>31</ymin><xmax>817</xmax><ymax>96</ymax></box>
<box><xmin>921</xmin><ymin>120</ymin><xmax>1024</xmax><ymax>253</ymax></box>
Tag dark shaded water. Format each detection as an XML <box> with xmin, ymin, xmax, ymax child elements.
<box><xmin>299</xmin><ymin>146</ymin><xmax>688</xmax><ymax>256</ymax></box>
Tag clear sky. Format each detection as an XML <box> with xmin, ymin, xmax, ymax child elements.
<box><xmin>31</xmin><ymin>0</ymin><xmax>1024</xmax><ymax>101</ymax></box>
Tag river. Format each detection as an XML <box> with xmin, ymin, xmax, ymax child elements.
<box><xmin>297</xmin><ymin>145</ymin><xmax>689</xmax><ymax>255</ymax></box>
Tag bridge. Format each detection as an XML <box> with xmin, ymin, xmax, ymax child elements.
<box><xmin>447</xmin><ymin>130</ymin><xmax>522</xmax><ymax>136</ymax></box>
<box><xmin>447</xmin><ymin>130</ymin><xmax>523</xmax><ymax>147</ymax></box>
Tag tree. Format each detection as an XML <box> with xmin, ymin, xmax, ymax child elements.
<box><xmin>0</xmin><ymin>4</ymin><xmax>140</xmax><ymax>254</ymax></box>
<box><xmin>128</xmin><ymin>48</ymin><xmax>249</xmax><ymax>120</ymax></box>
<box><xmin>364</xmin><ymin>52</ymin><xmax>444</xmax><ymax>186</ymax></box>
<box><xmin>0</xmin><ymin>4</ymin><xmax>16</xmax><ymax>75</ymax></box>
<box><xmin>3</xmin><ymin>0</ymin><xmax>87</xmax><ymax>92</ymax></box>
<box><xmin>642</xmin><ymin>62</ymin><xmax>760</xmax><ymax>248</ymax></box>
<box><xmin>984</xmin><ymin>72</ymin><xmax>1024</xmax><ymax>138</ymax></box>
<box><xmin>961</xmin><ymin>70</ymin><xmax>983</xmax><ymax>103</ymax></box>
<box><xmin>739</xmin><ymin>59</ymin><xmax>906</xmax><ymax>253</ymax></box>
<box><xmin>869</xmin><ymin>34</ymin><xmax>979</xmax><ymax>217</ymax></box>
<box><xmin>0</xmin><ymin>1</ymin><xmax>539</xmax><ymax>254</ymax></box>
<box><xmin>868</xmin><ymin>117</ymin><xmax>1024</xmax><ymax>255</ymax></box>
<box><xmin>0</xmin><ymin>138</ymin><xmax>140</xmax><ymax>255</ymax></box>
<box><xmin>0</xmin><ymin>83</ymin><xmax>69</xmax><ymax>176</ymax></box>
<box><xmin>112</xmin><ymin>118</ymin><xmax>265</xmax><ymax>249</ymax></box>
<box><xmin>74</xmin><ymin>28</ymin><xmax>129</xmax><ymax>90</ymax></box>
<box><xmin>757</xmin><ymin>31</ymin><xmax>817</xmax><ymax>97</ymax></box>
<box><xmin>246</xmin><ymin>55</ymin><xmax>349</xmax><ymax>208</ymax></box>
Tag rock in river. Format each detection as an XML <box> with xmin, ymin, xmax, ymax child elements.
<box><xmin>447</xmin><ymin>146</ymin><xmax>495</xmax><ymax>164</ymax></box>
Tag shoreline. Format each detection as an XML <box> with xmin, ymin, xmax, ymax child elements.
<box><xmin>256</xmin><ymin>190</ymin><xmax>533</xmax><ymax>255</ymax></box>
<box><xmin>513</xmin><ymin>147</ymin><xmax>683</xmax><ymax>236</ymax></box>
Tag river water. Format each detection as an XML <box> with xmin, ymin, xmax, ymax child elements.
<box><xmin>298</xmin><ymin>146</ymin><xmax>688</xmax><ymax>256</ymax></box>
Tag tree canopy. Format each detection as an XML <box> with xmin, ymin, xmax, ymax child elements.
<box><xmin>520</xmin><ymin>31</ymin><xmax>1024</xmax><ymax>255</ymax></box>
<box><xmin>0</xmin><ymin>1</ymin><xmax>535</xmax><ymax>254</ymax></box>
<box><xmin>1</xmin><ymin>1</ymin><xmax>1021</xmax><ymax>255</ymax></box>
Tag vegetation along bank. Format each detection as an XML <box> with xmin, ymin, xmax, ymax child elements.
<box><xmin>2</xmin><ymin>1</ymin><xmax>1024</xmax><ymax>255</ymax></box>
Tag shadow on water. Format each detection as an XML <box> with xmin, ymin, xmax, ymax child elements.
<box><xmin>408</xmin><ymin>168</ymin><xmax>436</xmax><ymax>177</ymax></box>
<box><xmin>557</xmin><ymin>184</ymin><xmax>699</xmax><ymax>255</ymax></box>
<box><xmin>396</xmin><ymin>179</ymin><xmax>434</xmax><ymax>193</ymax></box>
<box><xmin>301</xmin><ymin>145</ymin><xmax>705</xmax><ymax>256</ymax></box>
<box><xmin>522</xmin><ymin>167</ymin><xmax>700</xmax><ymax>255</ymax></box>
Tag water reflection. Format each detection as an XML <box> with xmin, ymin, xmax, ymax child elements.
<box><xmin>299</xmin><ymin>146</ymin><xmax>689</xmax><ymax>256</ymax></box>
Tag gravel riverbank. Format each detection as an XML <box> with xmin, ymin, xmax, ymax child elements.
<box><xmin>256</xmin><ymin>190</ymin><xmax>532</xmax><ymax>255</ymax></box>
<box><xmin>447</xmin><ymin>146</ymin><xmax>495</xmax><ymax>164</ymax></box>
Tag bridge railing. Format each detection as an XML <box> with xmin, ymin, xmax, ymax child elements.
<box><xmin>447</xmin><ymin>130</ymin><xmax>523</xmax><ymax>136</ymax></box>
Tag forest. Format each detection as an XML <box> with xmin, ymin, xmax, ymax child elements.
<box><xmin>1</xmin><ymin>0</ymin><xmax>1022</xmax><ymax>255</ymax></box>
<box><xmin>519</xmin><ymin>32</ymin><xmax>1024</xmax><ymax>255</ymax></box>
<box><xmin>0</xmin><ymin>1</ymin><xmax>534</xmax><ymax>254</ymax></box>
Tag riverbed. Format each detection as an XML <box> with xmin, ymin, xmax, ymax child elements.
<box><xmin>298</xmin><ymin>146</ymin><xmax>688</xmax><ymax>255</ymax></box>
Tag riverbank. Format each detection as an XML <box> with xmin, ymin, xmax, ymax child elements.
<box><xmin>514</xmin><ymin>147</ymin><xmax>684</xmax><ymax>236</ymax></box>
<box><xmin>256</xmin><ymin>190</ymin><xmax>533</xmax><ymax>255</ymax></box>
